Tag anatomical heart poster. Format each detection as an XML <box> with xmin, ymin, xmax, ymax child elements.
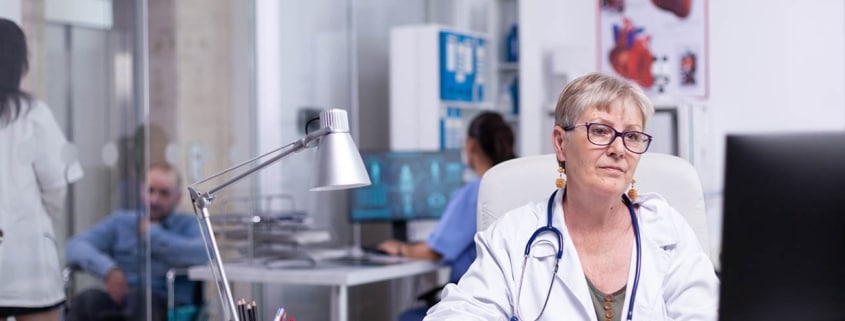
<box><xmin>599</xmin><ymin>0</ymin><xmax>707</xmax><ymax>97</ymax></box>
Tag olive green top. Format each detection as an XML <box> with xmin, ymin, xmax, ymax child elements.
<box><xmin>586</xmin><ymin>277</ymin><xmax>627</xmax><ymax>321</ymax></box>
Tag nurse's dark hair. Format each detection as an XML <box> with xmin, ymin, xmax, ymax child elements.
<box><xmin>467</xmin><ymin>111</ymin><xmax>516</xmax><ymax>166</ymax></box>
<box><xmin>0</xmin><ymin>18</ymin><xmax>31</xmax><ymax>127</ymax></box>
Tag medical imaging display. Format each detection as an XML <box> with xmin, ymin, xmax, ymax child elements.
<box><xmin>349</xmin><ymin>150</ymin><xmax>464</xmax><ymax>222</ymax></box>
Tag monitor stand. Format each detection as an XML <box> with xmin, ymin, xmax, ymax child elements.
<box><xmin>347</xmin><ymin>223</ymin><xmax>366</xmax><ymax>259</ymax></box>
<box><xmin>392</xmin><ymin>220</ymin><xmax>409</xmax><ymax>242</ymax></box>
<box><xmin>346</xmin><ymin>221</ymin><xmax>408</xmax><ymax>259</ymax></box>
<box><xmin>337</xmin><ymin>221</ymin><xmax>412</xmax><ymax>265</ymax></box>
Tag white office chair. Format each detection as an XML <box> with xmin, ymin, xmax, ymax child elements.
<box><xmin>477</xmin><ymin>152</ymin><xmax>714</xmax><ymax>265</ymax></box>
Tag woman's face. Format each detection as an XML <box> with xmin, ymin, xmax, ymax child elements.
<box><xmin>463</xmin><ymin>137</ymin><xmax>480</xmax><ymax>170</ymax></box>
<box><xmin>552</xmin><ymin>99</ymin><xmax>644</xmax><ymax>197</ymax></box>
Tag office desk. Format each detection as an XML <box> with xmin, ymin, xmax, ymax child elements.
<box><xmin>188</xmin><ymin>258</ymin><xmax>444</xmax><ymax>321</ymax></box>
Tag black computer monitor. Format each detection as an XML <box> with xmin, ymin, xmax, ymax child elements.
<box><xmin>349</xmin><ymin>150</ymin><xmax>464</xmax><ymax>237</ymax></box>
<box><xmin>719</xmin><ymin>132</ymin><xmax>845</xmax><ymax>321</ymax></box>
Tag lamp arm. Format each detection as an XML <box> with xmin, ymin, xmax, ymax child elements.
<box><xmin>191</xmin><ymin>126</ymin><xmax>331</xmax><ymax>197</ymax></box>
<box><xmin>186</xmin><ymin>126</ymin><xmax>331</xmax><ymax>321</ymax></box>
<box><xmin>190</xmin><ymin>141</ymin><xmax>296</xmax><ymax>187</ymax></box>
<box><xmin>190</xmin><ymin>201</ymin><xmax>239</xmax><ymax>321</ymax></box>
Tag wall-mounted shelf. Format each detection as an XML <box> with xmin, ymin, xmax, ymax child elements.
<box><xmin>488</xmin><ymin>0</ymin><xmax>521</xmax><ymax>153</ymax></box>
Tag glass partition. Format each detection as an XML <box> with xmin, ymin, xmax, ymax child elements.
<box><xmin>37</xmin><ymin>0</ymin><xmax>257</xmax><ymax>320</ymax></box>
<box><xmin>42</xmin><ymin>2</ymin><xmax>148</xmax><ymax>319</ymax></box>
<box><xmin>19</xmin><ymin>0</ymin><xmax>494</xmax><ymax>320</ymax></box>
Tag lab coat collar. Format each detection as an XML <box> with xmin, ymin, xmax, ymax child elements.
<box><xmin>549</xmin><ymin>191</ymin><xmax>679</xmax><ymax>319</ymax></box>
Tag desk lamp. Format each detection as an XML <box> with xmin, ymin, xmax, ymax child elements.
<box><xmin>187</xmin><ymin>109</ymin><xmax>371</xmax><ymax>321</ymax></box>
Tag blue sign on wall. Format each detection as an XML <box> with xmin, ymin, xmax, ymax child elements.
<box><xmin>439</xmin><ymin>31</ymin><xmax>485</xmax><ymax>102</ymax></box>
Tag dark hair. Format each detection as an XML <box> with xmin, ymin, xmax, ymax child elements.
<box><xmin>0</xmin><ymin>18</ymin><xmax>31</xmax><ymax>126</ymax></box>
<box><xmin>467</xmin><ymin>111</ymin><xmax>516</xmax><ymax>166</ymax></box>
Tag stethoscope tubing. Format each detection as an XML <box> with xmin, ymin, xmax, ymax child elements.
<box><xmin>511</xmin><ymin>189</ymin><xmax>642</xmax><ymax>321</ymax></box>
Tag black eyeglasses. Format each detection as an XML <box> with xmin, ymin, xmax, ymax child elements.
<box><xmin>563</xmin><ymin>122</ymin><xmax>653</xmax><ymax>154</ymax></box>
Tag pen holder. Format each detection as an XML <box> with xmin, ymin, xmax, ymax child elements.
<box><xmin>236</xmin><ymin>299</ymin><xmax>294</xmax><ymax>321</ymax></box>
<box><xmin>236</xmin><ymin>299</ymin><xmax>259</xmax><ymax>321</ymax></box>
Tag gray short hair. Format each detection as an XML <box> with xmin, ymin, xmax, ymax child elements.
<box><xmin>554</xmin><ymin>72</ymin><xmax>654</xmax><ymax>129</ymax></box>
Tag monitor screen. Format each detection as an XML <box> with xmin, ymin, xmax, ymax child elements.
<box><xmin>719</xmin><ymin>132</ymin><xmax>845</xmax><ymax>321</ymax></box>
<box><xmin>349</xmin><ymin>150</ymin><xmax>465</xmax><ymax>222</ymax></box>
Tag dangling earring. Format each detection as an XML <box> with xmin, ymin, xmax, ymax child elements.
<box><xmin>627</xmin><ymin>179</ymin><xmax>638</xmax><ymax>199</ymax></box>
<box><xmin>556</xmin><ymin>166</ymin><xmax>566</xmax><ymax>189</ymax></box>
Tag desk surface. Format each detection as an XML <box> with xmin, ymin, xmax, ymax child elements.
<box><xmin>188</xmin><ymin>257</ymin><xmax>443</xmax><ymax>287</ymax></box>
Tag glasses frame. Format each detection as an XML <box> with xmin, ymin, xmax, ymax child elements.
<box><xmin>563</xmin><ymin>122</ymin><xmax>653</xmax><ymax>154</ymax></box>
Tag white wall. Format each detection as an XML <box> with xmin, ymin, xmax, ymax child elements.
<box><xmin>356</xmin><ymin>0</ymin><xmax>427</xmax><ymax>150</ymax></box>
<box><xmin>254</xmin><ymin>1</ymin><xmax>353</xmax><ymax>319</ymax></box>
<box><xmin>520</xmin><ymin>0</ymin><xmax>845</xmax><ymax>263</ymax></box>
<box><xmin>46</xmin><ymin>0</ymin><xmax>112</xmax><ymax>29</ymax></box>
<box><xmin>519</xmin><ymin>0</ymin><xmax>596</xmax><ymax>156</ymax></box>
<box><xmin>255</xmin><ymin>0</ymin><xmax>354</xmax><ymax>239</ymax></box>
<box><xmin>701</xmin><ymin>0</ymin><xmax>845</xmax><ymax>258</ymax></box>
<box><xmin>0</xmin><ymin>0</ymin><xmax>21</xmax><ymax>23</ymax></box>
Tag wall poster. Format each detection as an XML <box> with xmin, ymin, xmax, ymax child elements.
<box><xmin>599</xmin><ymin>0</ymin><xmax>708</xmax><ymax>97</ymax></box>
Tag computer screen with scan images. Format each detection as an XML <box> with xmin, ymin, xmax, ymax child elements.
<box><xmin>349</xmin><ymin>150</ymin><xmax>464</xmax><ymax>222</ymax></box>
<box><xmin>719</xmin><ymin>132</ymin><xmax>845</xmax><ymax>321</ymax></box>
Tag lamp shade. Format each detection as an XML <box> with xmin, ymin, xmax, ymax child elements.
<box><xmin>310</xmin><ymin>109</ymin><xmax>372</xmax><ymax>191</ymax></box>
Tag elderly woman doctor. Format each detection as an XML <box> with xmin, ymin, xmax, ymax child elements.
<box><xmin>424</xmin><ymin>73</ymin><xmax>719</xmax><ymax>321</ymax></box>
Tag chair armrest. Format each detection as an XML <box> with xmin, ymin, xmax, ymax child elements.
<box><xmin>416</xmin><ymin>284</ymin><xmax>445</xmax><ymax>308</ymax></box>
<box><xmin>63</xmin><ymin>263</ymin><xmax>83</xmax><ymax>310</ymax></box>
<box><xmin>166</xmin><ymin>268</ymin><xmax>191</xmax><ymax>311</ymax></box>
<box><xmin>62</xmin><ymin>263</ymin><xmax>82</xmax><ymax>287</ymax></box>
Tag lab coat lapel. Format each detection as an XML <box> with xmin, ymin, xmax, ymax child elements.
<box><xmin>619</xmin><ymin>199</ymin><xmax>675</xmax><ymax>318</ymax></box>
<box><xmin>552</xmin><ymin>194</ymin><xmax>595</xmax><ymax>320</ymax></box>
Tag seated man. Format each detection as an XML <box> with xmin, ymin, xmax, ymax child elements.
<box><xmin>66</xmin><ymin>163</ymin><xmax>207</xmax><ymax>321</ymax></box>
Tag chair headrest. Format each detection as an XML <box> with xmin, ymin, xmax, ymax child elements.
<box><xmin>477</xmin><ymin>153</ymin><xmax>711</xmax><ymax>259</ymax></box>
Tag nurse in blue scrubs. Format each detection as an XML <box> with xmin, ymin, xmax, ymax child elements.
<box><xmin>378</xmin><ymin>111</ymin><xmax>517</xmax><ymax>321</ymax></box>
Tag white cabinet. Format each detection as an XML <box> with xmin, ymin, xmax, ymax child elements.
<box><xmin>389</xmin><ymin>24</ymin><xmax>490</xmax><ymax>151</ymax></box>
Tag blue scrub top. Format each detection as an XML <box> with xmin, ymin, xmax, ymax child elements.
<box><xmin>427</xmin><ymin>179</ymin><xmax>481</xmax><ymax>283</ymax></box>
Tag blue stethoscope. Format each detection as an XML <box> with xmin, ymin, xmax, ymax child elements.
<box><xmin>511</xmin><ymin>189</ymin><xmax>642</xmax><ymax>321</ymax></box>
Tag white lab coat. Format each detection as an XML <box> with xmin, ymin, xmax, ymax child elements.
<box><xmin>425</xmin><ymin>191</ymin><xmax>719</xmax><ymax>321</ymax></box>
<box><xmin>0</xmin><ymin>99</ymin><xmax>83</xmax><ymax>307</ymax></box>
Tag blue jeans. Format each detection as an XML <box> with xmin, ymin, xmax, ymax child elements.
<box><xmin>66</xmin><ymin>288</ymin><xmax>167</xmax><ymax>321</ymax></box>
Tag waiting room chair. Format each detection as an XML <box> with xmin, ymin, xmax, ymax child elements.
<box><xmin>61</xmin><ymin>263</ymin><xmax>82</xmax><ymax>319</ymax></box>
<box><xmin>166</xmin><ymin>268</ymin><xmax>207</xmax><ymax>321</ymax></box>
<box><xmin>477</xmin><ymin>152</ymin><xmax>715</xmax><ymax>266</ymax></box>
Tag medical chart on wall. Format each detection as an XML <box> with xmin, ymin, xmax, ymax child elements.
<box><xmin>599</xmin><ymin>0</ymin><xmax>708</xmax><ymax>97</ymax></box>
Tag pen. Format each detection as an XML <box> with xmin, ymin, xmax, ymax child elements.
<box><xmin>249</xmin><ymin>301</ymin><xmax>257</xmax><ymax>321</ymax></box>
<box><xmin>238</xmin><ymin>299</ymin><xmax>247</xmax><ymax>321</ymax></box>
<box><xmin>274</xmin><ymin>307</ymin><xmax>286</xmax><ymax>321</ymax></box>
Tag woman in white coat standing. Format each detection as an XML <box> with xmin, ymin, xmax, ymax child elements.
<box><xmin>424</xmin><ymin>72</ymin><xmax>718</xmax><ymax>321</ymax></box>
<box><xmin>0</xmin><ymin>18</ymin><xmax>83</xmax><ymax>321</ymax></box>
